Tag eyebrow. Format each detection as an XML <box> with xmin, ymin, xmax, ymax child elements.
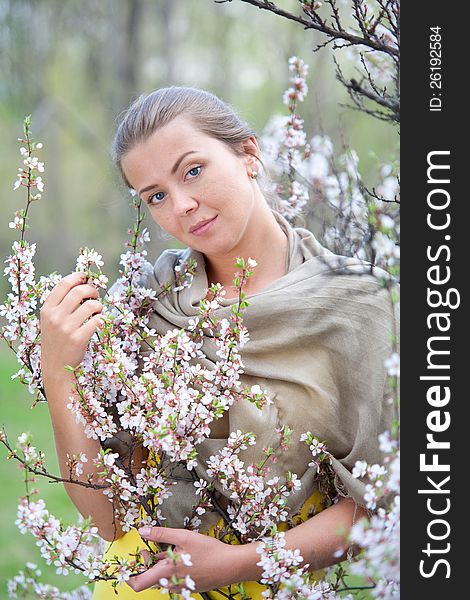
<box><xmin>138</xmin><ymin>150</ymin><xmax>199</xmax><ymax>195</ymax></box>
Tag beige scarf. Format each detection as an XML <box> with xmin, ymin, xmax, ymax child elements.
<box><xmin>138</xmin><ymin>211</ymin><xmax>399</xmax><ymax>531</ymax></box>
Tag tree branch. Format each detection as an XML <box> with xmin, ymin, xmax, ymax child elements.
<box><xmin>215</xmin><ymin>0</ymin><xmax>399</xmax><ymax>57</ymax></box>
<box><xmin>1</xmin><ymin>430</ymin><xmax>109</xmax><ymax>490</ymax></box>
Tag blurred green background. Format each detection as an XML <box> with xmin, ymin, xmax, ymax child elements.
<box><xmin>1</xmin><ymin>0</ymin><xmax>396</xmax><ymax>595</ymax></box>
<box><xmin>0</xmin><ymin>346</ymin><xmax>90</xmax><ymax>595</ymax></box>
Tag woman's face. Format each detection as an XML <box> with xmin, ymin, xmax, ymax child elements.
<box><xmin>121</xmin><ymin>116</ymin><xmax>260</xmax><ymax>258</ymax></box>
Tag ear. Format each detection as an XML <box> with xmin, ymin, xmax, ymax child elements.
<box><xmin>240</xmin><ymin>136</ymin><xmax>261</xmax><ymax>171</ymax></box>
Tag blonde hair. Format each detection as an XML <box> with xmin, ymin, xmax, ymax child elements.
<box><xmin>112</xmin><ymin>86</ymin><xmax>260</xmax><ymax>187</ymax></box>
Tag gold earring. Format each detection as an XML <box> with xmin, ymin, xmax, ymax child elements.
<box><xmin>250</xmin><ymin>171</ymin><xmax>258</xmax><ymax>179</ymax></box>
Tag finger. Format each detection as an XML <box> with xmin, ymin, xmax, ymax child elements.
<box><xmin>69</xmin><ymin>299</ymin><xmax>103</xmax><ymax>328</ymax></box>
<box><xmin>127</xmin><ymin>561</ymin><xmax>172</xmax><ymax>593</ymax></box>
<box><xmin>143</xmin><ymin>550</ymin><xmax>167</xmax><ymax>566</ymax></box>
<box><xmin>138</xmin><ymin>526</ymin><xmax>188</xmax><ymax>547</ymax></box>
<box><xmin>44</xmin><ymin>272</ymin><xmax>87</xmax><ymax>308</ymax></box>
<box><xmin>77</xmin><ymin>313</ymin><xmax>105</xmax><ymax>342</ymax></box>
<box><xmin>60</xmin><ymin>283</ymin><xmax>100</xmax><ymax>314</ymax></box>
<box><xmin>134</xmin><ymin>550</ymin><xmax>166</xmax><ymax>573</ymax></box>
<box><xmin>141</xmin><ymin>549</ymin><xmax>151</xmax><ymax>565</ymax></box>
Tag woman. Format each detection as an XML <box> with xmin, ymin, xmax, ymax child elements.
<box><xmin>40</xmin><ymin>87</ymin><xmax>398</xmax><ymax>598</ymax></box>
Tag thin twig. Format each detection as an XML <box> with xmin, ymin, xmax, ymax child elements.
<box><xmin>1</xmin><ymin>430</ymin><xmax>108</xmax><ymax>490</ymax></box>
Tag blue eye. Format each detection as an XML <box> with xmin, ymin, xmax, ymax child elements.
<box><xmin>148</xmin><ymin>191</ymin><xmax>166</xmax><ymax>205</ymax></box>
<box><xmin>186</xmin><ymin>166</ymin><xmax>202</xmax><ymax>178</ymax></box>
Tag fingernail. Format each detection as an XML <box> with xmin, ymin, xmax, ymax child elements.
<box><xmin>138</xmin><ymin>527</ymin><xmax>151</xmax><ymax>537</ymax></box>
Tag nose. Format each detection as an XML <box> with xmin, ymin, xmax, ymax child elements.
<box><xmin>172</xmin><ymin>188</ymin><xmax>198</xmax><ymax>217</ymax></box>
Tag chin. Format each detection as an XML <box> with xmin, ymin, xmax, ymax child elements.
<box><xmin>201</xmin><ymin>241</ymin><xmax>236</xmax><ymax>260</ymax></box>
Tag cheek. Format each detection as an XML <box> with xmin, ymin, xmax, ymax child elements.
<box><xmin>202</xmin><ymin>174</ymin><xmax>251</xmax><ymax>212</ymax></box>
<box><xmin>148</xmin><ymin>209</ymin><xmax>177</xmax><ymax>236</ymax></box>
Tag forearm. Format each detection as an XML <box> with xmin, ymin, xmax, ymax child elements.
<box><xmin>44</xmin><ymin>370</ymin><xmax>125</xmax><ymax>541</ymax></box>
<box><xmin>283</xmin><ymin>497</ymin><xmax>368</xmax><ymax>570</ymax></box>
<box><xmin>232</xmin><ymin>497</ymin><xmax>369</xmax><ymax>582</ymax></box>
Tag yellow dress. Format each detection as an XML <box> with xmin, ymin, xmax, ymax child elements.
<box><xmin>92</xmin><ymin>489</ymin><xmax>325</xmax><ymax>599</ymax></box>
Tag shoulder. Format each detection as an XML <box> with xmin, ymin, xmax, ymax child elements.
<box><xmin>304</xmin><ymin>251</ymin><xmax>398</xmax><ymax>297</ymax></box>
<box><xmin>305</xmin><ymin>254</ymin><xmax>399</xmax><ymax>329</ymax></box>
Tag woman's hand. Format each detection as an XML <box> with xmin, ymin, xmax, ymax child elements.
<box><xmin>127</xmin><ymin>526</ymin><xmax>259</xmax><ymax>594</ymax></box>
<box><xmin>40</xmin><ymin>272</ymin><xmax>104</xmax><ymax>384</ymax></box>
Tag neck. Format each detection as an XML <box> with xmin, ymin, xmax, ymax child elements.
<box><xmin>204</xmin><ymin>205</ymin><xmax>288</xmax><ymax>297</ymax></box>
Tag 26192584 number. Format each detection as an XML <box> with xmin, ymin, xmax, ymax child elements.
<box><xmin>429</xmin><ymin>26</ymin><xmax>442</xmax><ymax>112</ymax></box>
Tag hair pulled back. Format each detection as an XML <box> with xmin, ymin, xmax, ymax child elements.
<box><xmin>112</xmin><ymin>86</ymin><xmax>258</xmax><ymax>187</ymax></box>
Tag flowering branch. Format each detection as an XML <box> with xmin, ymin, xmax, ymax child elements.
<box><xmin>261</xmin><ymin>57</ymin><xmax>400</xmax><ymax>284</ymax></box>
<box><xmin>0</xmin><ymin>430</ymin><xmax>108</xmax><ymax>491</ymax></box>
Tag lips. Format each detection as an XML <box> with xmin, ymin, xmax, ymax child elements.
<box><xmin>189</xmin><ymin>215</ymin><xmax>217</xmax><ymax>234</ymax></box>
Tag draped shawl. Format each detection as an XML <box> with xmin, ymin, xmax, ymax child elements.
<box><xmin>135</xmin><ymin>210</ymin><xmax>399</xmax><ymax>531</ymax></box>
